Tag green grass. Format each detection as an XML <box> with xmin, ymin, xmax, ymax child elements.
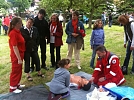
<box><xmin>0</xmin><ymin>24</ymin><xmax>134</xmax><ymax>94</ymax></box>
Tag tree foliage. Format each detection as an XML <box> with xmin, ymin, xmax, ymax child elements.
<box><xmin>7</xmin><ymin>0</ymin><xmax>31</xmax><ymax>15</ymax></box>
<box><xmin>0</xmin><ymin>0</ymin><xmax>11</xmax><ymax>15</ymax></box>
<box><xmin>40</xmin><ymin>0</ymin><xmax>114</xmax><ymax>28</ymax></box>
<box><xmin>40</xmin><ymin>0</ymin><xmax>134</xmax><ymax>28</ymax></box>
<box><xmin>115</xmin><ymin>0</ymin><xmax>134</xmax><ymax>14</ymax></box>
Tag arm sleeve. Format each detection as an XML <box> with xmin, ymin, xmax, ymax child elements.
<box><xmin>65</xmin><ymin>22</ymin><xmax>73</xmax><ymax>36</ymax></box>
<box><xmin>124</xmin><ymin>32</ymin><xmax>127</xmax><ymax>44</ymax></box>
<box><xmin>103</xmin><ymin>31</ymin><xmax>105</xmax><ymax>44</ymax></box>
<box><xmin>65</xmin><ymin>72</ymin><xmax>70</xmax><ymax>87</ymax></box>
<box><xmin>10</xmin><ymin>32</ymin><xmax>17</xmax><ymax>46</ymax></box>
<box><xmin>92</xmin><ymin>59</ymin><xmax>101</xmax><ymax>77</ymax></box>
<box><xmin>90</xmin><ymin>30</ymin><xmax>94</xmax><ymax>46</ymax></box>
<box><xmin>53</xmin><ymin>23</ymin><xmax>63</xmax><ymax>37</ymax></box>
<box><xmin>130</xmin><ymin>22</ymin><xmax>134</xmax><ymax>47</ymax></box>
<box><xmin>46</xmin><ymin>21</ymin><xmax>50</xmax><ymax>38</ymax></box>
<box><xmin>105</xmin><ymin>57</ymin><xmax>120</xmax><ymax>79</ymax></box>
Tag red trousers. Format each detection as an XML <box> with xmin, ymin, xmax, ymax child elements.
<box><xmin>10</xmin><ymin>53</ymin><xmax>24</xmax><ymax>92</ymax></box>
<box><xmin>93</xmin><ymin>74</ymin><xmax>124</xmax><ymax>86</ymax></box>
<box><xmin>93</xmin><ymin>74</ymin><xmax>108</xmax><ymax>86</ymax></box>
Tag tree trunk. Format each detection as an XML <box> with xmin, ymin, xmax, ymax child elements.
<box><xmin>88</xmin><ymin>8</ymin><xmax>94</xmax><ymax>29</ymax></box>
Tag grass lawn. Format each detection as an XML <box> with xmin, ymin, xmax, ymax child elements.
<box><xmin>0</xmin><ymin>24</ymin><xmax>134</xmax><ymax>94</ymax></box>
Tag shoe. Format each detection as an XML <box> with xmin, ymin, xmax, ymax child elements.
<box><xmin>18</xmin><ymin>84</ymin><xmax>25</xmax><ymax>88</ymax></box>
<box><xmin>38</xmin><ymin>74</ymin><xmax>45</xmax><ymax>78</ymax></box>
<box><xmin>27</xmin><ymin>76</ymin><xmax>33</xmax><ymax>81</ymax></box>
<box><xmin>77</xmin><ymin>66</ymin><xmax>81</xmax><ymax>69</ymax></box>
<box><xmin>41</xmin><ymin>66</ymin><xmax>49</xmax><ymax>70</ymax></box>
<box><xmin>13</xmin><ymin>89</ymin><xmax>22</xmax><ymax>93</ymax></box>
<box><xmin>30</xmin><ymin>68</ymin><xmax>34</xmax><ymax>73</ymax></box>
<box><xmin>121</xmin><ymin>66</ymin><xmax>128</xmax><ymax>75</ymax></box>
<box><xmin>130</xmin><ymin>71</ymin><xmax>134</xmax><ymax>75</ymax></box>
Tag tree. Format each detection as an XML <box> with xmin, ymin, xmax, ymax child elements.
<box><xmin>7</xmin><ymin>0</ymin><xmax>31</xmax><ymax>16</ymax></box>
<box><xmin>40</xmin><ymin>0</ymin><xmax>114</xmax><ymax>28</ymax></box>
<box><xmin>0</xmin><ymin>0</ymin><xmax>11</xmax><ymax>9</ymax></box>
<box><xmin>0</xmin><ymin>0</ymin><xmax>11</xmax><ymax>15</ymax></box>
<box><xmin>40</xmin><ymin>0</ymin><xmax>70</xmax><ymax>27</ymax></box>
<box><xmin>115</xmin><ymin>0</ymin><xmax>134</xmax><ymax>14</ymax></box>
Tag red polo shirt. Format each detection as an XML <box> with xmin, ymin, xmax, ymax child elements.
<box><xmin>8</xmin><ymin>28</ymin><xmax>25</xmax><ymax>60</ymax></box>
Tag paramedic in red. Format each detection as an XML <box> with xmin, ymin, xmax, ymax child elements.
<box><xmin>89</xmin><ymin>45</ymin><xmax>125</xmax><ymax>87</ymax></box>
<box><xmin>8</xmin><ymin>17</ymin><xmax>25</xmax><ymax>92</ymax></box>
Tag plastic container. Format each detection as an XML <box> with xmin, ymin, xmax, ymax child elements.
<box><xmin>102</xmin><ymin>86</ymin><xmax>122</xmax><ymax>100</ymax></box>
<box><xmin>86</xmin><ymin>87</ymin><xmax>117</xmax><ymax>100</ymax></box>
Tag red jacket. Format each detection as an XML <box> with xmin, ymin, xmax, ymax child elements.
<box><xmin>48</xmin><ymin>22</ymin><xmax>63</xmax><ymax>46</ymax></box>
<box><xmin>92</xmin><ymin>51</ymin><xmax>125</xmax><ymax>86</ymax></box>
<box><xmin>4</xmin><ymin>16</ymin><xmax>10</xmax><ymax>26</ymax></box>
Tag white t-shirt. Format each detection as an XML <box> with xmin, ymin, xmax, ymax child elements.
<box><xmin>50</xmin><ymin>24</ymin><xmax>57</xmax><ymax>43</ymax></box>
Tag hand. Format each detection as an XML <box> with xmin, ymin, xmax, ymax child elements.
<box><xmin>89</xmin><ymin>77</ymin><xmax>94</xmax><ymax>83</ymax></box>
<box><xmin>72</xmin><ymin>33</ymin><xmax>79</xmax><ymax>37</ymax></box>
<box><xmin>98</xmin><ymin>77</ymin><xmax>106</xmax><ymax>82</ymax></box>
<box><xmin>50</xmin><ymin>33</ymin><xmax>53</xmax><ymax>36</ymax></box>
<box><xmin>124</xmin><ymin>44</ymin><xmax>126</xmax><ymax>48</ymax></box>
<box><xmin>130</xmin><ymin>47</ymin><xmax>134</xmax><ymax>50</ymax></box>
<box><xmin>18</xmin><ymin>59</ymin><xmax>22</xmax><ymax>64</ymax></box>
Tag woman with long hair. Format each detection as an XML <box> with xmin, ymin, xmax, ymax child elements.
<box><xmin>48</xmin><ymin>13</ymin><xmax>63</xmax><ymax>69</ymax></box>
<box><xmin>8</xmin><ymin>17</ymin><xmax>25</xmax><ymax>93</ymax></box>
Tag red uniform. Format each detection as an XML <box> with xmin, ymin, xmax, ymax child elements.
<box><xmin>92</xmin><ymin>51</ymin><xmax>125</xmax><ymax>86</ymax></box>
<box><xmin>8</xmin><ymin>28</ymin><xmax>25</xmax><ymax>92</ymax></box>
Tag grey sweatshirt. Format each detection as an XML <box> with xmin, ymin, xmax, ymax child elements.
<box><xmin>49</xmin><ymin>67</ymin><xmax>70</xmax><ymax>94</ymax></box>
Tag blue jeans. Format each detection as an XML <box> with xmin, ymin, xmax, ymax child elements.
<box><xmin>123</xmin><ymin>41</ymin><xmax>134</xmax><ymax>72</ymax></box>
<box><xmin>90</xmin><ymin>45</ymin><xmax>99</xmax><ymax>68</ymax></box>
<box><xmin>102</xmin><ymin>20</ymin><xmax>105</xmax><ymax>26</ymax></box>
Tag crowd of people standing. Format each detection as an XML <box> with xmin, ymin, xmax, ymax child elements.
<box><xmin>7</xmin><ymin>8</ymin><xmax>134</xmax><ymax>98</ymax></box>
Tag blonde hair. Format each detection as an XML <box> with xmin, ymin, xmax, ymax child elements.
<box><xmin>50</xmin><ymin>13</ymin><xmax>59</xmax><ymax>22</ymax></box>
<box><xmin>93</xmin><ymin>19</ymin><xmax>103</xmax><ymax>30</ymax></box>
<box><xmin>7</xmin><ymin>17</ymin><xmax>22</xmax><ymax>35</ymax></box>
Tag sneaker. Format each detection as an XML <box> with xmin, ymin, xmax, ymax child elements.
<box><xmin>30</xmin><ymin>68</ymin><xmax>34</xmax><ymax>73</ymax></box>
<box><xmin>77</xmin><ymin>66</ymin><xmax>81</xmax><ymax>69</ymax></box>
<box><xmin>18</xmin><ymin>85</ymin><xmax>25</xmax><ymax>88</ymax></box>
<box><xmin>13</xmin><ymin>89</ymin><xmax>22</xmax><ymax>93</ymax></box>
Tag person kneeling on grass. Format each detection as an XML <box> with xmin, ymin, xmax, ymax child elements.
<box><xmin>89</xmin><ymin>45</ymin><xmax>126</xmax><ymax>87</ymax></box>
<box><xmin>70</xmin><ymin>74</ymin><xmax>91</xmax><ymax>91</ymax></box>
<box><xmin>48</xmin><ymin>59</ymin><xmax>70</xmax><ymax>100</ymax></box>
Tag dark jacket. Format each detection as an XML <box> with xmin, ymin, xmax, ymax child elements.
<box><xmin>48</xmin><ymin>21</ymin><xmax>63</xmax><ymax>46</ymax></box>
<box><xmin>65</xmin><ymin>20</ymin><xmax>85</xmax><ymax>44</ymax></box>
<box><xmin>20</xmin><ymin>26</ymin><xmax>39</xmax><ymax>52</ymax></box>
<box><xmin>33</xmin><ymin>16</ymin><xmax>50</xmax><ymax>39</ymax></box>
<box><xmin>124</xmin><ymin>20</ymin><xmax>134</xmax><ymax>42</ymax></box>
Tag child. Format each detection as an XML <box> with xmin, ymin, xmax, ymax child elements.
<box><xmin>49</xmin><ymin>58</ymin><xmax>70</xmax><ymax>99</ymax></box>
<box><xmin>90</xmin><ymin>19</ymin><xmax>105</xmax><ymax>68</ymax></box>
<box><xmin>70</xmin><ymin>74</ymin><xmax>91</xmax><ymax>91</ymax></box>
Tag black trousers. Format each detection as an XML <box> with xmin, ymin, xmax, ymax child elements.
<box><xmin>39</xmin><ymin>38</ymin><xmax>47</xmax><ymax>67</ymax></box>
<box><xmin>24</xmin><ymin>51</ymin><xmax>40</xmax><ymax>73</ymax></box>
<box><xmin>50</xmin><ymin>43</ymin><xmax>61</xmax><ymax>68</ymax></box>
